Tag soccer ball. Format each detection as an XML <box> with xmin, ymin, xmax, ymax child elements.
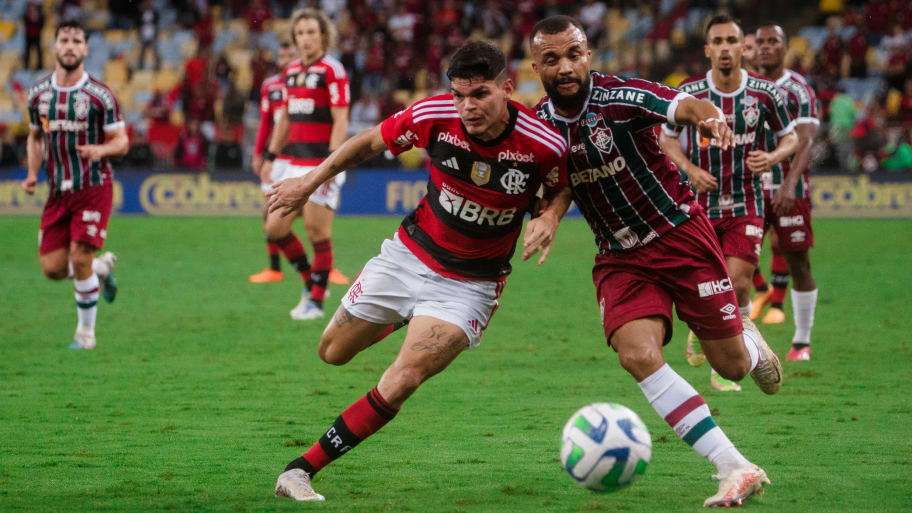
<box><xmin>560</xmin><ymin>403</ymin><xmax>652</xmax><ymax>492</ymax></box>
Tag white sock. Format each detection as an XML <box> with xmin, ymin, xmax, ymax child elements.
<box><xmin>740</xmin><ymin>319</ymin><xmax>762</xmax><ymax>371</ymax></box>
<box><xmin>739</xmin><ymin>301</ymin><xmax>751</xmax><ymax>318</ymax></box>
<box><xmin>791</xmin><ymin>288</ymin><xmax>818</xmax><ymax>344</ymax></box>
<box><xmin>638</xmin><ymin>364</ymin><xmax>749</xmax><ymax>474</ymax></box>
<box><xmin>68</xmin><ymin>261</ymin><xmax>74</xmax><ymax>279</ymax></box>
<box><xmin>74</xmin><ymin>274</ymin><xmax>100</xmax><ymax>331</ymax></box>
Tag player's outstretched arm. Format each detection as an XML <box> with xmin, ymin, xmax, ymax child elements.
<box><xmin>747</xmin><ymin>130</ymin><xmax>797</xmax><ymax>175</ymax></box>
<box><xmin>658</xmin><ymin>129</ymin><xmax>718</xmax><ymax>193</ymax></box>
<box><xmin>22</xmin><ymin>127</ymin><xmax>44</xmax><ymax>195</ymax></box>
<box><xmin>267</xmin><ymin>124</ymin><xmax>387</xmax><ymax>216</ymax></box>
<box><xmin>522</xmin><ymin>186</ymin><xmax>573</xmax><ymax>266</ymax></box>
<box><xmin>674</xmin><ymin>97</ymin><xmax>732</xmax><ymax>151</ymax></box>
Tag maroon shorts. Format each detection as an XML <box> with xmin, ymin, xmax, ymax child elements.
<box><xmin>709</xmin><ymin>216</ymin><xmax>764</xmax><ymax>266</ymax></box>
<box><xmin>764</xmin><ymin>197</ymin><xmax>814</xmax><ymax>252</ymax></box>
<box><xmin>39</xmin><ymin>183</ymin><xmax>113</xmax><ymax>255</ymax></box>
<box><xmin>592</xmin><ymin>214</ymin><xmax>743</xmax><ymax>345</ymax></box>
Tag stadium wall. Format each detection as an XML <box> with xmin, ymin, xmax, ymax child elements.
<box><xmin>1</xmin><ymin>169</ymin><xmax>911</xmax><ymax>218</ymax></box>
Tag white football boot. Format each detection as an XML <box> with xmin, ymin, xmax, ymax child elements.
<box><xmin>704</xmin><ymin>464</ymin><xmax>769</xmax><ymax>507</ymax></box>
<box><xmin>290</xmin><ymin>290</ymin><xmax>327</xmax><ymax>320</ymax></box>
<box><xmin>274</xmin><ymin>469</ymin><xmax>325</xmax><ymax>501</ymax></box>
<box><xmin>69</xmin><ymin>326</ymin><xmax>96</xmax><ymax>350</ymax></box>
<box><xmin>743</xmin><ymin>317</ymin><xmax>782</xmax><ymax>395</ymax></box>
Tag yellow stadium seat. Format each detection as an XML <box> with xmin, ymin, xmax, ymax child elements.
<box><xmin>886</xmin><ymin>90</ymin><xmax>901</xmax><ymax>117</ymax></box>
<box><xmin>789</xmin><ymin>37</ymin><xmax>810</xmax><ymax>56</ymax></box>
<box><xmin>0</xmin><ymin>20</ymin><xmax>16</xmax><ymax>41</ymax></box>
<box><xmin>105</xmin><ymin>60</ymin><xmax>128</xmax><ymax>86</ymax></box>
<box><xmin>154</xmin><ymin>69</ymin><xmax>180</xmax><ymax>91</ymax></box>
<box><xmin>104</xmin><ymin>29</ymin><xmax>128</xmax><ymax>43</ymax></box>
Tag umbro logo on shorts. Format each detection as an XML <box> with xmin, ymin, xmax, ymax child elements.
<box><xmin>720</xmin><ymin>303</ymin><xmax>737</xmax><ymax>320</ymax></box>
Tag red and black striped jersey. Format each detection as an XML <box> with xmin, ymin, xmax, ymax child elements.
<box><xmin>253</xmin><ymin>73</ymin><xmax>285</xmax><ymax>156</ymax></box>
<box><xmin>27</xmin><ymin>72</ymin><xmax>123</xmax><ymax>196</ymax></box>
<box><xmin>759</xmin><ymin>69</ymin><xmax>819</xmax><ymax>200</ymax></box>
<box><xmin>663</xmin><ymin>69</ymin><xmax>794</xmax><ymax>219</ymax></box>
<box><xmin>381</xmin><ymin>95</ymin><xmax>569</xmax><ymax>281</ymax></box>
<box><xmin>536</xmin><ymin>72</ymin><xmax>697</xmax><ymax>253</ymax></box>
<box><xmin>278</xmin><ymin>55</ymin><xmax>350</xmax><ymax>166</ymax></box>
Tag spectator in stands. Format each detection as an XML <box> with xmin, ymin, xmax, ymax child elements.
<box><xmin>388</xmin><ymin>3</ymin><xmax>418</xmax><ymax>43</ymax></box>
<box><xmin>829</xmin><ymin>85</ymin><xmax>857</xmax><ymax>168</ymax></box>
<box><xmin>362</xmin><ymin>33</ymin><xmax>387</xmax><ymax>94</ymax></box>
<box><xmin>882</xmin><ymin>132</ymin><xmax>912</xmax><ymax>171</ymax></box>
<box><xmin>137</xmin><ymin>0</ymin><xmax>161</xmax><ymax>71</ymax></box>
<box><xmin>848</xmin><ymin>23</ymin><xmax>869</xmax><ymax>78</ymax></box>
<box><xmin>475</xmin><ymin>0</ymin><xmax>509</xmax><ymax>39</ymax></box>
<box><xmin>348</xmin><ymin>91</ymin><xmax>380</xmax><ymax>135</ymax></box>
<box><xmin>124</xmin><ymin>131</ymin><xmax>155</xmax><ymax>168</ymax></box>
<box><xmin>249</xmin><ymin>47</ymin><xmax>273</xmax><ymax>101</ymax></box>
<box><xmin>881</xmin><ymin>24</ymin><xmax>909</xmax><ymax>92</ymax></box>
<box><xmin>23</xmin><ymin>0</ymin><xmax>44</xmax><ymax>70</ymax></box>
<box><xmin>578</xmin><ymin>0</ymin><xmax>607</xmax><ymax>46</ymax></box>
<box><xmin>245</xmin><ymin>0</ymin><xmax>273</xmax><ymax>49</ymax></box>
<box><xmin>864</xmin><ymin>0</ymin><xmax>891</xmax><ymax>45</ymax></box>
<box><xmin>175</xmin><ymin>119</ymin><xmax>208</xmax><ymax>170</ymax></box>
<box><xmin>897</xmin><ymin>78</ymin><xmax>912</xmax><ymax>122</ymax></box>
<box><xmin>0</xmin><ymin>126</ymin><xmax>19</xmax><ymax>167</ymax></box>
<box><xmin>194</xmin><ymin>6</ymin><xmax>214</xmax><ymax>50</ymax></box>
<box><xmin>213</xmin><ymin>52</ymin><xmax>233</xmax><ymax>92</ymax></box>
<box><xmin>852</xmin><ymin>99</ymin><xmax>888</xmax><ymax>171</ymax></box>
<box><xmin>58</xmin><ymin>0</ymin><xmax>84</xmax><ymax>23</ymax></box>
<box><xmin>820</xmin><ymin>25</ymin><xmax>843</xmax><ymax>78</ymax></box>
<box><xmin>109</xmin><ymin>0</ymin><xmax>138</xmax><ymax>30</ymax></box>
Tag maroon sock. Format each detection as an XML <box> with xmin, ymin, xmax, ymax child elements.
<box><xmin>290</xmin><ymin>387</ymin><xmax>399</xmax><ymax>476</ymax></box>
<box><xmin>752</xmin><ymin>267</ymin><xmax>768</xmax><ymax>292</ymax></box>
<box><xmin>274</xmin><ymin>233</ymin><xmax>312</xmax><ymax>286</ymax></box>
<box><xmin>310</xmin><ymin>239</ymin><xmax>332</xmax><ymax>303</ymax></box>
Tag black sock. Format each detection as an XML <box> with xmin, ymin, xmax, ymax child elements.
<box><xmin>792</xmin><ymin>342</ymin><xmax>810</xmax><ymax>350</ymax></box>
<box><xmin>285</xmin><ymin>456</ymin><xmax>317</xmax><ymax>476</ymax></box>
<box><xmin>270</xmin><ymin>253</ymin><xmax>281</xmax><ymax>272</ymax></box>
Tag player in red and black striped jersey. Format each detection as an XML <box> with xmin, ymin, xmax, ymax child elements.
<box><xmin>754</xmin><ymin>24</ymin><xmax>820</xmax><ymax>361</ymax></box>
<box><xmin>248</xmin><ymin>41</ymin><xmax>297</xmax><ymax>284</ymax></box>
<box><xmin>267</xmin><ymin>40</ymin><xmax>572</xmax><ymax>502</ymax></box>
<box><xmin>22</xmin><ymin>21</ymin><xmax>129</xmax><ymax>350</ymax></box>
<box><xmin>531</xmin><ymin>16</ymin><xmax>781</xmax><ymax>507</ymax></box>
<box><xmin>259</xmin><ymin>9</ymin><xmax>351</xmax><ymax>320</ymax></box>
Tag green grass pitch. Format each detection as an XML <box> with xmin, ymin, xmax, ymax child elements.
<box><xmin>1</xmin><ymin>215</ymin><xmax>911</xmax><ymax>512</ymax></box>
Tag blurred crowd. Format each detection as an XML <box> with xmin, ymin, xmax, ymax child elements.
<box><xmin>1</xmin><ymin>0</ymin><xmax>911</xmax><ymax>172</ymax></box>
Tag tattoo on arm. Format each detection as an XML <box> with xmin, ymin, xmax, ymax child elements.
<box><xmin>332</xmin><ymin>307</ymin><xmax>355</xmax><ymax>328</ymax></box>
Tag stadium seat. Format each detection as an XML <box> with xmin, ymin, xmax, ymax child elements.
<box><xmin>104</xmin><ymin>60</ymin><xmax>128</xmax><ymax>88</ymax></box>
<box><xmin>154</xmin><ymin>69</ymin><xmax>181</xmax><ymax>92</ymax></box>
<box><xmin>0</xmin><ymin>20</ymin><xmax>16</xmax><ymax>42</ymax></box>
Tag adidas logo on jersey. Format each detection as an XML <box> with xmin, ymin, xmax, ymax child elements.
<box><xmin>441</xmin><ymin>157</ymin><xmax>460</xmax><ymax>170</ymax></box>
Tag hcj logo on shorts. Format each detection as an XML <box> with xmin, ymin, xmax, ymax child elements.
<box><xmin>698</xmin><ymin>277</ymin><xmax>733</xmax><ymax>298</ymax></box>
<box><xmin>720</xmin><ymin>303</ymin><xmax>737</xmax><ymax>320</ymax></box>
<box><xmin>745</xmin><ymin>224</ymin><xmax>764</xmax><ymax>238</ymax></box>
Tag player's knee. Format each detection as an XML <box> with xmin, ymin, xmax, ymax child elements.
<box><xmin>715</xmin><ymin>351</ymin><xmax>751</xmax><ymax>381</ymax></box>
<box><xmin>616</xmin><ymin>345</ymin><xmax>663</xmax><ymax>379</ymax></box>
<box><xmin>317</xmin><ymin>336</ymin><xmax>352</xmax><ymax>366</ymax></box>
<box><xmin>42</xmin><ymin>266</ymin><xmax>68</xmax><ymax>280</ymax></box>
<box><xmin>732</xmin><ymin>273</ymin><xmax>752</xmax><ymax>299</ymax></box>
<box><xmin>385</xmin><ymin>365</ymin><xmax>424</xmax><ymax>399</ymax></box>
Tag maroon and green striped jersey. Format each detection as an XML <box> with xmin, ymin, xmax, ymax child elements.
<box><xmin>27</xmin><ymin>72</ymin><xmax>123</xmax><ymax>196</ymax></box>
<box><xmin>536</xmin><ymin>72</ymin><xmax>699</xmax><ymax>253</ymax></box>
<box><xmin>759</xmin><ymin>69</ymin><xmax>819</xmax><ymax>200</ymax></box>
<box><xmin>663</xmin><ymin>69</ymin><xmax>794</xmax><ymax>219</ymax></box>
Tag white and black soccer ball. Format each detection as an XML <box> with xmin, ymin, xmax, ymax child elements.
<box><xmin>560</xmin><ymin>403</ymin><xmax>652</xmax><ymax>492</ymax></box>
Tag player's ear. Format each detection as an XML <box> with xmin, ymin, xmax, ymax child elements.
<box><xmin>501</xmin><ymin>77</ymin><xmax>515</xmax><ymax>98</ymax></box>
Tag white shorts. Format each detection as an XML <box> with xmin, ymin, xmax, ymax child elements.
<box><xmin>263</xmin><ymin>159</ymin><xmax>346</xmax><ymax>210</ymax></box>
<box><xmin>340</xmin><ymin>234</ymin><xmax>502</xmax><ymax>348</ymax></box>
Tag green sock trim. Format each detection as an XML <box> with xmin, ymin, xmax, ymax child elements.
<box><xmin>682</xmin><ymin>416</ymin><xmax>717</xmax><ymax>446</ymax></box>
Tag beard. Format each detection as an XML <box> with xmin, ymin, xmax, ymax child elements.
<box><xmin>57</xmin><ymin>54</ymin><xmax>83</xmax><ymax>72</ymax></box>
<box><xmin>544</xmin><ymin>73</ymin><xmax>591</xmax><ymax>114</ymax></box>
